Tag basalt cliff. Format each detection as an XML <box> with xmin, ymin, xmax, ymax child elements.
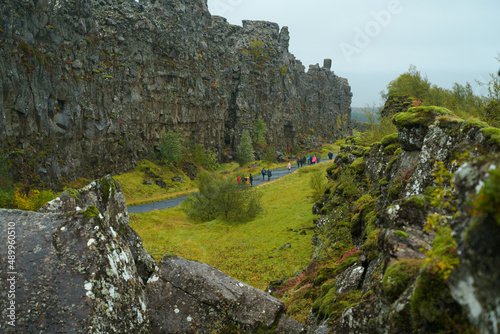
<box><xmin>0</xmin><ymin>0</ymin><xmax>351</xmax><ymax>187</ymax></box>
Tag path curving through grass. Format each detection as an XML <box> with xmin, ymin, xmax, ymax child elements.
<box><xmin>129</xmin><ymin>161</ymin><xmax>335</xmax><ymax>291</ymax></box>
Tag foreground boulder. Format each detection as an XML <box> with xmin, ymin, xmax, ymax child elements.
<box><xmin>0</xmin><ymin>176</ymin><xmax>302</xmax><ymax>333</ymax></box>
<box><xmin>39</xmin><ymin>175</ymin><xmax>156</xmax><ymax>284</ymax></box>
<box><xmin>147</xmin><ymin>255</ymin><xmax>304</xmax><ymax>333</ymax></box>
<box><xmin>0</xmin><ymin>207</ymin><xmax>150</xmax><ymax>333</ymax></box>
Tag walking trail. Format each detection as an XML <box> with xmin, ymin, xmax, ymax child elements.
<box><xmin>128</xmin><ymin>155</ymin><xmax>335</xmax><ymax>214</ymax></box>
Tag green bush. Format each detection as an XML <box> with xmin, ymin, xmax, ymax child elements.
<box><xmin>253</xmin><ymin>119</ymin><xmax>267</xmax><ymax>147</ymax></box>
<box><xmin>184</xmin><ymin>142</ymin><xmax>219</xmax><ymax>171</ymax></box>
<box><xmin>236</xmin><ymin>130</ymin><xmax>254</xmax><ymax>166</ymax></box>
<box><xmin>158</xmin><ymin>131</ymin><xmax>184</xmax><ymax>164</ymax></box>
<box><xmin>310</xmin><ymin>170</ymin><xmax>327</xmax><ymax>201</ymax></box>
<box><xmin>181</xmin><ymin>171</ymin><xmax>262</xmax><ymax>223</ymax></box>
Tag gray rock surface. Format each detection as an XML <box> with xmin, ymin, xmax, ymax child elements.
<box><xmin>0</xmin><ymin>208</ymin><xmax>150</xmax><ymax>333</ymax></box>
<box><xmin>448</xmin><ymin>158</ymin><xmax>500</xmax><ymax>333</ymax></box>
<box><xmin>0</xmin><ymin>0</ymin><xmax>351</xmax><ymax>188</ymax></box>
<box><xmin>147</xmin><ymin>254</ymin><xmax>303</xmax><ymax>333</ymax></box>
<box><xmin>39</xmin><ymin>175</ymin><xmax>156</xmax><ymax>284</ymax></box>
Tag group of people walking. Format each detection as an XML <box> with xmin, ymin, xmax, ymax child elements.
<box><xmin>237</xmin><ymin>174</ymin><xmax>254</xmax><ymax>186</ymax></box>
<box><xmin>296</xmin><ymin>155</ymin><xmax>319</xmax><ymax>168</ymax></box>
<box><xmin>261</xmin><ymin>168</ymin><xmax>272</xmax><ymax>181</ymax></box>
<box><xmin>237</xmin><ymin>152</ymin><xmax>333</xmax><ymax>185</ymax></box>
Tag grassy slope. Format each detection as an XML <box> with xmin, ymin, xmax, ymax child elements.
<box><xmin>129</xmin><ymin>162</ymin><xmax>334</xmax><ymax>291</ymax></box>
<box><xmin>114</xmin><ymin>160</ymin><xmax>197</xmax><ymax>206</ymax></box>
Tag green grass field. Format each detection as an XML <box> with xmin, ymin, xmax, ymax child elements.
<box><xmin>114</xmin><ymin>160</ymin><xmax>197</xmax><ymax>206</ymax></box>
<box><xmin>129</xmin><ymin>161</ymin><xmax>334</xmax><ymax>290</ymax></box>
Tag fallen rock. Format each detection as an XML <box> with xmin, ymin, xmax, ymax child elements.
<box><xmin>147</xmin><ymin>255</ymin><xmax>300</xmax><ymax>333</ymax></box>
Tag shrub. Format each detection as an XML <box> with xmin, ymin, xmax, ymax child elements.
<box><xmin>253</xmin><ymin>119</ymin><xmax>267</xmax><ymax>147</ymax></box>
<box><xmin>181</xmin><ymin>171</ymin><xmax>261</xmax><ymax>223</ymax></box>
<box><xmin>263</xmin><ymin>145</ymin><xmax>276</xmax><ymax>164</ymax></box>
<box><xmin>158</xmin><ymin>131</ymin><xmax>183</xmax><ymax>164</ymax></box>
<box><xmin>309</xmin><ymin>170</ymin><xmax>327</xmax><ymax>201</ymax></box>
<box><xmin>184</xmin><ymin>142</ymin><xmax>219</xmax><ymax>171</ymax></box>
<box><xmin>363</xmin><ymin>116</ymin><xmax>398</xmax><ymax>145</ymax></box>
<box><xmin>12</xmin><ymin>188</ymin><xmax>57</xmax><ymax>211</ymax></box>
<box><xmin>236</xmin><ymin>130</ymin><xmax>254</xmax><ymax>166</ymax></box>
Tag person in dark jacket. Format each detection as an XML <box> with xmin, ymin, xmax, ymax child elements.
<box><xmin>328</xmin><ymin>151</ymin><xmax>334</xmax><ymax>160</ymax></box>
<box><xmin>267</xmin><ymin>168</ymin><xmax>272</xmax><ymax>181</ymax></box>
<box><xmin>261</xmin><ymin>167</ymin><xmax>266</xmax><ymax>180</ymax></box>
<box><xmin>297</xmin><ymin>158</ymin><xmax>300</xmax><ymax>168</ymax></box>
<box><xmin>249</xmin><ymin>173</ymin><xmax>253</xmax><ymax>186</ymax></box>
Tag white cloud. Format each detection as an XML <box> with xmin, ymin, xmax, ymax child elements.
<box><xmin>207</xmin><ymin>0</ymin><xmax>500</xmax><ymax>107</ymax></box>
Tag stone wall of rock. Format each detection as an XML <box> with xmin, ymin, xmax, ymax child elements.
<box><xmin>307</xmin><ymin>106</ymin><xmax>500</xmax><ymax>333</ymax></box>
<box><xmin>0</xmin><ymin>0</ymin><xmax>351</xmax><ymax>187</ymax></box>
<box><xmin>0</xmin><ymin>176</ymin><xmax>304</xmax><ymax>333</ymax></box>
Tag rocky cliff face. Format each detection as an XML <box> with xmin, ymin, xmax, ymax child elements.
<box><xmin>0</xmin><ymin>175</ymin><xmax>304</xmax><ymax>333</ymax></box>
<box><xmin>0</xmin><ymin>0</ymin><xmax>351</xmax><ymax>187</ymax></box>
<box><xmin>306</xmin><ymin>107</ymin><xmax>500</xmax><ymax>333</ymax></box>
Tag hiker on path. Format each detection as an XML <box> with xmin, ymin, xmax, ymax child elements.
<box><xmin>297</xmin><ymin>158</ymin><xmax>300</xmax><ymax>168</ymax></box>
<box><xmin>237</xmin><ymin>175</ymin><xmax>241</xmax><ymax>184</ymax></box>
<box><xmin>250</xmin><ymin>173</ymin><xmax>253</xmax><ymax>186</ymax></box>
<box><xmin>267</xmin><ymin>168</ymin><xmax>272</xmax><ymax>181</ymax></box>
<box><xmin>312</xmin><ymin>155</ymin><xmax>317</xmax><ymax>164</ymax></box>
<box><xmin>262</xmin><ymin>167</ymin><xmax>266</xmax><ymax>180</ymax></box>
<box><xmin>287</xmin><ymin>162</ymin><xmax>292</xmax><ymax>172</ymax></box>
<box><xmin>328</xmin><ymin>151</ymin><xmax>334</xmax><ymax>160</ymax></box>
<box><xmin>245</xmin><ymin>176</ymin><xmax>249</xmax><ymax>185</ymax></box>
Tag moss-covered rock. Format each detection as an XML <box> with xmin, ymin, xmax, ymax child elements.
<box><xmin>392</xmin><ymin>106</ymin><xmax>454</xmax><ymax>130</ymax></box>
<box><xmin>381</xmin><ymin>133</ymin><xmax>399</xmax><ymax>147</ymax></box>
<box><xmin>481</xmin><ymin>127</ymin><xmax>500</xmax><ymax>147</ymax></box>
<box><xmin>350</xmin><ymin>157</ymin><xmax>366</xmax><ymax>174</ymax></box>
<box><xmin>383</xmin><ymin>261</ymin><xmax>420</xmax><ymax>303</ymax></box>
<box><xmin>383</xmin><ymin>142</ymin><xmax>400</xmax><ymax>155</ymax></box>
<box><xmin>385</xmin><ymin>148</ymin><xmax>402</xmax><ymax>173</ymax></box>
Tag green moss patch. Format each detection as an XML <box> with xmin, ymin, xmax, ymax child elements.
<box><xmin>480</xmin><ymin>127</ymin><xmax>500</xmax><ymax>147</ymax></box>
<box><xmin>83</xmin><ymin>205</ymin><xmax>100</xmax><ymax>219</ymax></box>
<box><xmin>350</xmin><ymin>157</ymin><xmax>366</xmax><ymax>174</ymax></box>
<box><xmin>383</xmin><ymin>142</ymin><xmax>400</xmax><ymax>155</ymax></box>
<box><xmin>65</xmin><ymin>188</ymin><xmax>80</xmax><ymax>200</ymax></box>
<box><xmin>381</xmin><ymin>133</ymin><xmax>399</xmax><ymax>147</ymax></box>
<box><xmin>473</xmin><ymin>167</ymin><xmax>500</xmax><ymax>224</ymax></box>
<box><xmin>392</xmin><ymin>106</ymin><xmax>454</xmax><ymax>130</ymax></box>
<box><xmin>312</xmin><ymin>287</ymin><xmax>361</xmax><ymax>321</ymax></box>
<box><xmin>383</xmin><ymin>260</ymin><xmax>421</xmax><ymax>303</ymax></box>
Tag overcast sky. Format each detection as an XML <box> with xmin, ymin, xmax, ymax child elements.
<box><xmin>207</xmin><ymin>0</ymin><xmax>500</xmax><ymax>107</ymax></box>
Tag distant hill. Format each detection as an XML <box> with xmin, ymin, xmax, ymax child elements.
<box><xmin>351</xmin><ymin>107</ymin><xmax>380</xmax><ymax>123</ymax></box>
